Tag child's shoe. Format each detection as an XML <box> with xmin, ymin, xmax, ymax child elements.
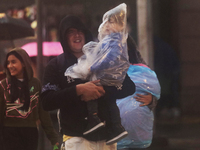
<box><xmin>83</xmin><ymin>114</ymin><xmax>104</xmax><ymax>135</ymax></box>
<box><xmin>106</xmin><ymin>124</ymin><xmax>128</xmax><ymax>145</ymax></box>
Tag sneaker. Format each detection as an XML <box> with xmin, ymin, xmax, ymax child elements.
<box><xmin>106</xmin><ymin>124</ymin><xmax>128</xmax><ymax>145</ymax></box>
<box><xmin>83</xmin><ymin>115</ymin><xmax>104</xmax><ymax>135</ymax></box>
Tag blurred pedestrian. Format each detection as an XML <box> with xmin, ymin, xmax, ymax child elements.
<box><xmin>117</xmin><ymin>35</ymin><xmax>160</xmax><ymax>150</ymax></box>
<box><xmin>153</xmin><ymin>36</ymin><xmax>180</xmax><ymax>118</ymax></box>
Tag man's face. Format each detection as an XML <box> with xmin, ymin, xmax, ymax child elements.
<box><xmin>66</xmin><ymin>28</ymin><xmax>85</xmax><ymax>58</ymax></box>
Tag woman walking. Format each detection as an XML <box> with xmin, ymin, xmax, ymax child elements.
<box><xmin>0</xmin><ymin>48</ymin><xmax>60</xmax><ymax>150</ymax></box>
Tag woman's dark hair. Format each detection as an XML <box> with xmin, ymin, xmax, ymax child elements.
<box><xmin>5</xmin><ymin>51</ymin><xmax>30</xmax><ymax>111</ymax></box>
<box><xmin>127</xmin><ymin>35</ymin><xmax>147</xmax><ymax>65</ymax></box>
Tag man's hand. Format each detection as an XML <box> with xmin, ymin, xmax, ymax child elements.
<box><xmin>134</xmin><ymin>93</ymin><xmax>153</xmax><ymax>106</ymax></box>
<box><xmin>76</xmin><ymin>80</ymin><xmax>105</xmax><ymax>102</ymax></box>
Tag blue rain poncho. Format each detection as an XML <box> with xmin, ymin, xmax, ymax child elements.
<box><xmin>117</xmin><ymin>64</ymin><xmax>161</xmax><ymax>149</ymax></box>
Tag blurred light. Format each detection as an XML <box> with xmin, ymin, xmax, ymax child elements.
<box><xmin>31</xmin><ymin>20</ymin><xmax>37</xmax><ymax>29</ymax></box>
<box><xmin>0</xmin><ymin>13</ymin><xmax>6</xmax><ymax>18</ymax></box>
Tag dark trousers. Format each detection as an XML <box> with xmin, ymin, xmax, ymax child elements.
<box><xmin>3</xmin><ymin>127</ymin><xmax>38</xmax><ymax>150</ymax></box>
<box><xmin>87</xmin><ymin>93</ymin><xmax>121</xmax><ymax>127</ymax></box>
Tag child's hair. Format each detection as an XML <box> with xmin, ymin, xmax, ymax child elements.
<box><xmin>98</xmin><ymin>3</ymin><xmax>127</xmax><ymax>41</ymax></box>
<box><xmin>107</xmin><ymin>9</ymin><xmax>126</xmax><ymax>27</ymax></box>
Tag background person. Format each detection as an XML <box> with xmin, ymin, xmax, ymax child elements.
<box><xmin>116</xmin><ymin>35</ymin><xmax>160</xmax><ymax>150</ymax></box>
<box><xmin>0</xmin><ymin>48</ymin><xmax>60</xmax><ymax>150</ymax></box>
<box><xmin>153</xmin><ymin>36</ymin><xmax>180</xmax><ymax>118</ymax></box>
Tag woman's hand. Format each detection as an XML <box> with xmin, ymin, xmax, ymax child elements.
<box><xmin>134</xmin><ymin>93</ymin><xmax>153</xmax><ymax>106</ymax></box>
<box><xmin>53</xmin><ymin>142</ymin><xmax>60</xmax><ymax>150</ymax></box>
<box><xmin>76</xmin><ymin>80</ymin><xmax>105</xmax><ymax>102</ymax></box>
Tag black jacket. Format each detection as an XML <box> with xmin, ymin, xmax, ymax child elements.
<box><xmin>41</xmin><ymin>15</ymin><xmax>135</xmax><ymax>141</ymax></box>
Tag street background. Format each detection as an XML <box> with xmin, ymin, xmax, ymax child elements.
<box><xmin>1</xmin><ymin>0</ymin><xmax>200</xmax><ymax>149</ymax></box>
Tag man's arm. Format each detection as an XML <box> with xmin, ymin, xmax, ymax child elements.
<box><xmin>41</xmin><ymin>58</ymin><xmax>105</xmax><ymax>111</ymax></box>
<box><xmin>41</xmin><ymin>58</ymin><xmax>79</xmax><ymax>111</ymax></box>
<box><xmin>41</xmin><ymin>87</ymin><xmax>78</xmax><ymax>111</ymax></box>
<box><xmin>38</xmin><ymin>101</ymin><xmax>61</xmax><ymax>145</ymax></box>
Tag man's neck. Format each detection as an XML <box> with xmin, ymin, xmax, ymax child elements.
<box><xmin>73</xmin><ymin>52</ymin><xmax>84</xmax><ymax>58</ymax></box>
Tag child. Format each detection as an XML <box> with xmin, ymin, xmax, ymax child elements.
<box><xmin>65</xmin><ymin>3</ymin><xmax>134</xmax><ymax>145</ymax></box>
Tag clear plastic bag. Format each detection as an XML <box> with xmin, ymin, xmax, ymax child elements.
<box><xmin>117</xmin><ymin>64</ymin><xmax>161</xmax><ymax>149</ymax></box>
<box><xmin>64</xmin><ymin>41</ymin><xmax>98</xmax><ymax>80</ymax></box>
<box><xmin>65</xmin><ymin>3</ymin><xmax>129</xmax><ymax>86</ymax></box>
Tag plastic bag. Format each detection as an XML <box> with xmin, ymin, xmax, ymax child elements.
<box><xmin>65</xmin><ymin>3</ymin><xmax>129</xmax><ymax>86</ymax></box>
<box><xmin>64</xmin><ymin>42</ymin><xmax>98</xmax><ymax>80</ymax></box>
<box><xmin>117</xmin><ymin>64</ymin><xmax>161</xmax><ymax>149</ymax></box>
<box><xmin>98</xmin><ymin>3</ymin><xmax>128</xmax><ymax>43</ymax></box>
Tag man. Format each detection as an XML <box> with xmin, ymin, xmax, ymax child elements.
<box><xmin>41</xmin><ymin>15</ymin><xmax>135</xmax><ymax>150</ymax></box>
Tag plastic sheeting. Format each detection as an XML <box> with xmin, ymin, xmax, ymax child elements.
<box><xmin>65</xmin><ymin>3</ymin><xmax>129</xmax><ymax>86</ymax></box>
<box><xmin>117</xmin><ymin>64</ymin><xmax>161</xmax><ymax>149</ymax></box>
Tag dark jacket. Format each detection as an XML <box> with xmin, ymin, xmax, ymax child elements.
<box><xmin>41</xmin><ymin>15</ymin><xmax>135</xmax><ymax>141</ymax></box>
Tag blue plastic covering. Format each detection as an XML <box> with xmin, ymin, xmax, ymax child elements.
<box><xmin>117</xmin><ymin>64</ymin><xmax>161</xmax><ymax>149</ymax></box>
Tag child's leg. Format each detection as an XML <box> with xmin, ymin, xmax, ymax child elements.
<box><xmin>103</xmin><ymin>87</ymin><xmax>128</xmax><ymax>145</ymax></box>
<box><xmin>83</xmin><ymin>100</ymin><xmax>104</xmax><ymax>135</ymax></box>
<box><xmin>87</xmin><ymin>99</ymin><xmax>98</xmax><ymax>115</ymax></box>
<box><xmin>103</xmin><ymin>86</ymin><xmax>125</xmax><ymax>126</ymax></box>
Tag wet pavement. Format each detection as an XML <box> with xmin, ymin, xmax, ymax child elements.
<box><xmin>146</xmin><ymin>115</ymin><xmax>200</xmax><ymax>150</ymax></box>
